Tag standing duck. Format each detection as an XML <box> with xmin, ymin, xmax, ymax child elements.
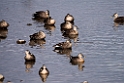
<box><xmin>112</xmin><ymin>13</ymin><xmax>124</xmax><ymax>24</ymax></box>
<box><xmin>30</xmin><ymin>30</ymin><xmax>46</xmax><ymax>40</ymax></box>
<box><xmin>53</xmin><ymin>40</ymin><xmax>72</xmax><ymax>49</ymax></box>
<box><xmin>24</xmin><ymin>50</ymin><xmax>35</xmax><ymax>62</ymax></box>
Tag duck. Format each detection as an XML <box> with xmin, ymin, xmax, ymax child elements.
<box><xmin>60</xmin><ymin>21</ymin><xmax>73</xmax><ymax>32</ymax></box>
<box><xmin>33</xmin><ymin>10</ymin><xmax>50</xmax><ymax>19</ymax></box>
<box><xmin>39</xmin><ymin>64</ymin><xmax>49</xmax><ymax>75</ymax></box>
<box><xmin>70</xmin><ymin>53</ymin><xmax>85</xmax><ymax>71</ymax></box>
<box><xmin>112</xmin><ymin>13</ymin><xmax>124</xmax><ymax>24</ymax></box>
<box><xmin>39</xmin><ymin>64</ymin><xmax>49</xmax><ymax>82</ymax></box>
<box><xmin>70</xmin><ymin>53</ymin><xmax>85</xmax><ymax>63</ymax></box>
<box><xmin>30</xmin><ymin>30</ymin><xmax>46</xmax><ymax>40</ymax></box>
<box><xmin>44</xmin><ymin>17</ymin><xmax>55</xmax><ymax>26</ymax></box>
<box><xmin>53</xmin><ymin>40</ymin><xmax>72</xmax><ymax>49</ymax></box>
<box><xmin>24</xmin><ymin>50</ymin><xmax>35</xmax><ymax>61</ymax></box>
<box><xmin>68</xmin><ymin>25</ymin><xmax>78</xmax><ymax>35</ymax></box>
<box><xmin>63</xmin><ymin>25</ymin><xmax>78</xmax><ymax>36</ymax></box>
<box><xmin>0</xmin><ymin>74</ymin><xmax>4</xmax><ymax>82</ymax></box>
<box><xmin>64</xmin><ymin>13</ymin><xmax>74</xmax><ymax>24</ymax></box>
<box><xmin>0</xmin><ymin>20</ymin><xmax>9</xmax><ymax>29</ymax></box>
<box><xmin>16</xmin><ymin>39</ymin><xmax>26</xmax><ymax>44</ymax></box>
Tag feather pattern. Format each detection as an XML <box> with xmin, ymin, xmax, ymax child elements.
<box><xmin>53</xmin><ymin>40</ymin><xmax>72</xmax><ymax>49</ymax></box>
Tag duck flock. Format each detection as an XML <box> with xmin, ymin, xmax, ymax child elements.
<box><xmin>0</xmin><ymin>10</ymin><xmax>124</xmax><ymax>83</ymax></box>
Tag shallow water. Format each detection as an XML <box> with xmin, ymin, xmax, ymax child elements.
<box><xmin>0</xmin><ymin>0</ymin><xmax>124</xmax><ymax>83</ymax></box>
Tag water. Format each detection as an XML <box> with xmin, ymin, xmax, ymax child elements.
<box><xmin>0</xmin><ymin>0</ymin><xmax>124</xmax><ymax>83</ymax></box>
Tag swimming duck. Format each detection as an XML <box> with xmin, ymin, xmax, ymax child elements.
<box><xmin>112</xmin><ymin>13</ymin><xmax>124</xmax><ymax>24</ymax></box>
<box><xmin>30</xmin><ymin>30</ymin><xmax>46</xmax><ymax>40</ymax></box>
<box><xmin>70</xmin><ymin>53</ymin><xmax>85</xmax><ymax>63</ymax></box>
<box><xmin>69</xmin><ymin>25</ymin><xmax>78</xmax><ymax>35</ymax></box>
<box><xmin>53</xmin><ymin>40</ymin><xmax>72</xmax><ymax>49</ymax></box>
<box><xmin>24</xmin><ymin>50</ymin><xmax>35</xmax><ymax>61</ymax></box>
<box><xmin>64</xmin><ymin>13</ymin><xmax>74</xmax><ymax>24</ymax></box>
<box><xmin>0</xmin><ymin>20</ymin><xmax>9</xmax><ymax>29</ymax></box>
<box><xmin>44</xmin><ymin>17</ymin><xmax>55</xmax><ymax>26</ymax></box>
<box><xmin>61</xmin><ymin>21</ymin><xmax>73</xmax><ymax>32</ymax></box>
<box><xmin>0</xmin><ymin>74</ymin><xmax>4</xmax><ymax>82</ymax></box>
<box><xmin>16</xmin><ymin>39</ymin><xmax>26</xmax><ymax>44</ymax></box>
<box><xmin>33</xmin><ymin>10</ymin><xmax>50</xmax><ymax>19</ymax></box>
<box><xmin>70</xmin><ymin>53</ymin><xmax>85</xmax><ymax>71</ymax></box>
<box><xmin>63</xmin><ymin>25</ymin><xmax>78</xmax><ymax>36</ymax></box>
<box><xmin>39</xmin><ymin>64</ymin><xmax>49</xmax><ymax>82</ymax></box>
<box><xmin>39</xmin><ymin>64</ymin><xmax>49</xmax><ymax>75</ymax></box>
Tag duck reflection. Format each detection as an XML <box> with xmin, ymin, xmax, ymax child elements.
<box><xmin>44</xmin><ymin>25</ymin><xmax>56</xmax><ymax>36</ymax></box>
<box><xmin>112</xmin><ymin>22</ymin><xmax>124</xmax><ymax>31</ymax></box>
<box><xmin>0</xmin><ymin>81</ymin><xmax>3</xmax><ymax>83</ymax></box>
<box><xmin>113</xmin><ymin>21</ymin><xmax>124</xmax><ymax>27</ymax></box>
<box><xmin>24</xmin><ymin>61</ymin><xmax>35</xmax><ymax>72</ymax></box>
<box><xmin>29</xmin><ymin>39</ymin><xmax>46</xmax><ymax>47</ymax></box>
<box><xmin>53</xmin><ymin>48</ymin><xmax>72</xmax><ymax>57</ymax></box>
<box><xmin>44</xmin><ymin>25</ymin><xmax>56</xmax><ymax>31</ymax></box>
<box><xmin>0</xmin><ymin>29</ymin><xmax>8</xmax><ymax>41</ymax></box>
<box><xmin>39</xmin><ymin>73</ymin><xmax>49</xmax><ymax>82</ymax></box>
<box><xmin>32</xmin><ymin>17</ymin><xmax>45</xmax><ymax>24</ymax></box>
<box><xmin>70</xmin><ymin>53</ymin><xmax>85</xmax><ymax>71</ymax></box>
<box><xmin>70</xmin><ymin>61</ymin><xmax>85</xmax><ymax>71</ymax></box>
<box><xmin>63</xmin><ymin>34</ymin><xmax>79</xmax><ymax>43</ymax></box>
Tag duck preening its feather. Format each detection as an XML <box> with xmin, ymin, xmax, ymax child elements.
<box><xmin>24</xmin><ymin>50</ymin><xmax>35</xmax><ymax>61</ymax></box>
